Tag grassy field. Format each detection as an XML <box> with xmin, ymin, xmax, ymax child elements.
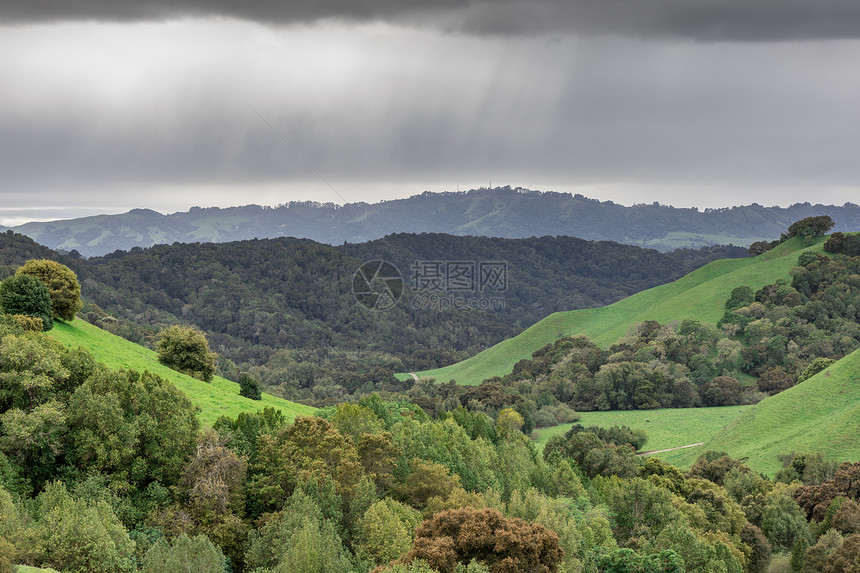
<box><xmin>531</xmin><ymin>405</ymin><xmax>747</xmax><ymax>465</ymax></box>
<box><xmin>15</xmin><ymin>567</ymin><xmax>60</xmax><ymax>573</ymax></box>
<box><xmin>670</xmin><ymin>348</ymin><xmax>860</xmax><ymax>476</ymax></box>
<box><xmin>48</xmin><ymin>319</ymin><xmax>317</xmax><ymax>426</ymax></box>
<box><xmin>411</xmin><ymin>237</ymin><xmax>826</xmax><ymax>385</ymax></box>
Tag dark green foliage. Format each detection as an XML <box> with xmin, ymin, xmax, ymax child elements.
<box><xmin>748</xmin><ymin>240</ymin><xmax>777</xmax><ymax>256</ymax></box>
<box><xmin>564</xmin><ymin>424</ymin><xmax>647</xmax><ymax>450</ymax></box>
<box><xmin>492</xmin><ymin>318</ymin><xmax>755</xmax><ymax>412</ymax></box>
<box><xmin>741</xmin><ymin>522</ymin><xmax>772</xmax><ymax>573</ymax></box>
<box><xmin>460</xmin><ymin>382</ymin><xmax>522</xmax><ymax>410</ymax></box>
<box><xmin>238</xmin><ymin>373</ymin><xmax>262</xmax><ymax>400</ymax></box>
<box><xmin>725</xmin><ymin>286</ymin><xmax>755</xmax><ymax>309</ymax></box>
<box><xmin>15</xmin><ymin>259</ymin><xmax>82</xmax><ymax>321</ymax></box>
<box><xmin>757</xmin><ymin>366</ymin><xmax>795</xmax><ymax>395</ymax></box>
<box><xmin>0</xmin><ymin>274</ymin><xmax>52</xmax><ymax>330</ymax></box>
<box><xmin>750</xmin><ymin>215</ymin><xmax>834</xmax><ymax>255</ymax></box>
<box><xmin>700</xmin><ymin>376</ymin><xmax>741</xmax><ymax>406</ymax></box>
<box><xmin>0</xmin><ymin>228</ymin><xmax>752</xmax><ymax>407</ymax></box>
<box><xmin>824</xmin><ymin>231</ymin><xmax>860</xmax><ymax>256</ymax></box>
<box><xmin>147</xmin><ymin>429</ymin><xmax>248</xmax><ymax>569</ymax></box>
<box><xmin>688</xmin><ymin>451</ymin><xmax>750</xmax><ymax>487</ymax></box>
<box><xmin>156</xmin><ymin>325</ymin><xmax>217</xmax><ymax>382</ymax></box>
<box><xmin>73</xmin><ymin>237</ymin><xmax>516</xmax><ymax>375</ymax></box>
<box><xmin>783</xmin><ymin>215</ymin><xmax>835</xmax><ymax>241</ymax></box>
<box><xmin>543</xmin><ymin>426</ymin><xmax>642</xmax><ymax>480</ymax></box>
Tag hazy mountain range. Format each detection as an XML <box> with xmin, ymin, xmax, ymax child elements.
<box><xmin>7</xmin><ymin>187</ymin><xmax>860</xmax><ymax>257</ymax></box>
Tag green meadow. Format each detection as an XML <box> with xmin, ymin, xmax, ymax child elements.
<box><xmin>48</xmin><ymin>319</ymin><xmax>317</xmax><ymax>426</ymax></box>
<box><xmin>532</xmin><ymin>405</ymin><xmax>747</xmax><ymax>464</ymax></box>
<box><xmin>670</xmin><ymin>348</ymin><xmax>860</xmax><ymax>476</ymax></box>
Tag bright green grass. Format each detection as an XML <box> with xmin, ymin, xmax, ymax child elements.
<box><xmin>532</xmin><ymin>405</ymin><xmax>746</xmax><ymax>464</ymax></box>
<box><xmin>669</xmin><ymin>348</ymin><xmax>860</xmax><ymax>477</ymax></box>
<box><xmin>15</xmin><ymin>567</ymin><xmax>60</xmax><ymax>573</ymax></box>
<box><xmin>48</xmin><ymin>319</ymin><xmax>317</xmax><ymax>427</ymax></box>
<box><xmin>412</xmin><ymin>237</ymin><xmax>826</xmax><ymax>385</ymax></box>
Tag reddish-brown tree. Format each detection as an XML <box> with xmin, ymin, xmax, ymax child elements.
<box><xmin>398</xmin><ymin>507</ymin><xmax>563</xmax><ymax>573</ymax></box>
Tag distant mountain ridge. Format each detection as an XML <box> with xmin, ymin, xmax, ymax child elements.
<box><xmin>9</xmin><ymin>187</ymin><xmax>860</xmax><ymax>256</ymax></box>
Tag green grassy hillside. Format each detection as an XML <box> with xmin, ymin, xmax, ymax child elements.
<box><xmin>532</xmin><ymin>405</ymin><xmax>747</xmax><ymax>458</ymax></box>
<box><xmin>48</xmin><ymin>319</ymin><xmax>316</xmax><ymax>426</ymax></box>
<box><xmin>413</xmin><ymin>237</ymin><xmax>826</xmax><ymax>385</ymax></box>
<box><xmin>670</xmin><ymin>348</ymin><xmax>860</xmax><ymax>476</ymax></box>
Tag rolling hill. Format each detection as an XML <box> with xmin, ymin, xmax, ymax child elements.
<box><xmin>47</xmin><ymin>318</ymin><xmax>317</xmax><ymax>426</ymax></box>
<box><xmin>667</xmin><ymin>348</ymin><xmax>860</xmax><ymax>476</ymax></box>
<box><xmin>413</xmin><ymin>236</ymin><xmax>827</xmax><ymax>385</ymax></box>
<box><xmin>10</xmin><ymin>187</ymin><xmax>860</xmax><ymax>256</ymax></box>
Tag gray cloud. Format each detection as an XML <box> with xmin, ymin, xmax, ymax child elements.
<box><xmin>2</xmin><ymin>24</ymin><xmax>858</xmax><ymax>192</ymax></box>
<box><xmin>2</xmin><ymin>15</ymin><xmax>860</xmax><ymax>218</ymax></box>
<box><xmin>5</xmin><ymin>0</ymin><xmax>860</xmax><ymax>41</ymax></box>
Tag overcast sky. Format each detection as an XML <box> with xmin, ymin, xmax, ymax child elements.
<box><xmin>2</xmin><ymin>1</ymin><xmax>860</xmax><ymax>225</ymax></box>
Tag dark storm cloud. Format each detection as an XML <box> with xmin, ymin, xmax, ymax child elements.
<box><xmin>5</xmin><ymin>0</ymin><xmax>860</xmax><ymax>41</ymax></box>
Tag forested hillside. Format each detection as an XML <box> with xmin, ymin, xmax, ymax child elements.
<box><xmin>10</xmin><ymin>187</ymin><xmax>860</xmax><ymax>256</ymax></box>
<box><xmin>0</xmin><ymin>230</ymin><xmax>745</xmax><ymax>405</ymax></box>
<box><xmin>339</xmin><ymin>233</ymin><xmax>745</xmax><ymax>327</ymax></box>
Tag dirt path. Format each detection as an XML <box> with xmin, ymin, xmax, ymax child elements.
<box><xmin>638</xmin><ymin>442</ymin><xmax>705</xmax><ymax>456</ymax></box>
